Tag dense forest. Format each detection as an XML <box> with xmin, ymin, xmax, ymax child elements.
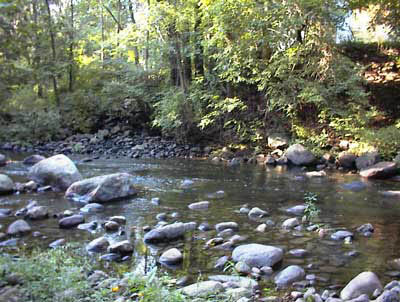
<box><xmin>0</xmin><ymin>0</ymin><xmax>400</xmax><ymax>157</ymax></box>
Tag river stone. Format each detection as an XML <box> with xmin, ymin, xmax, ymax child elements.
<box><xmin>7</xmin><ymin>219</ymin><xmax>31</xmax><ymax>235</ymax></box>
<box><xmin>65</xmin><ymin>173</ymin><xmax>137</xmax><ymax>203</ymax></box>
<box><xmin>49</xmin><ymin>238</ymin><xmax>66</xmax><ymax>249</ymax></box>
<box><xmin>381</xmin><ymin>191</ymin><xmax>400</xmax><ymax>198</ymax></box>
<box><xmin>235</xmin><ymin>261</ymin><xmax>252</xmax><ymax>274</ymax></box>
<box><xmin>0</xmin><ymin>174</ymin><xmax>14</xmax><ymax>195</ymax></box>
<box><xmin>0</xmin><ymin>208</ymin><xmax>11</xmax><ymax>218</ymax></box>
<box><xmin>104</xmin><ymin>221</ymin><xmax>119</xmax><ymax>231</ymax></box>
<box><xmin>23</xmin><ymin>154</ymin><xmax>46</xmax><ymax>165</ymax></box>
<box><xmin>59</xmin><ymin>214</ymin><xmax>84</xmax><ymax>229</ymax></box>
<box><xmin>357</xmin><ymin>223</ymin><xmax>374</xmax><ymax>234</ymax></box>
<box><xmin>107</xmin><ymin>240</ymin><xmax>133</xmax><ymax>255</ymax></box>
<box><xmin>28</xmin><ymin>154</ymin><xmax>82</xmax><ymax>191</ymax></box>
<box><xmin>143</xmin><ymin>222</ymin><xmax>195</xmax><ymax>244</ymax></box>
<box><xmin>286</xmin><ymin>205</ymin><xmax>306</xmax><ymax>216</ymax></box>
<box><xmin>248</xmin><ymin>207</ymin><xmax>268</xmax><ymax>218</ymax></box>
<box><xmin>80</xmin><ymin>203</ymin><xmax>104</xmax><ymax>213</ymax></box>
<box><xmin>289</xmin><ymin>249</ymin><xmax>308</xmax><ymax>257</ymax></box>
<box><xmin>215</xmin><ymin>222</ymin><xmax>239</xmax><ymax>233</ymax></box>
<box><xmin>208</xmin><ymin>275</ymin><xmax>258</xmax><ymax>290</ymax></box>
<box><xmin>232</xmin><ymin>244</ymin><xmax>283</xmax><ymax>267</ymax></box>
<box><xmin>77</xmin><ymin>221</ymin><xmax>98</xmax><ymax>232</ymax></box>
<box><xmin>0</xmin><ymin>154</ymin><xmax>6</xmax><ymax>166</ymax></box>
<box><xmin>340</xmin><ymin>272</ymin><xmax>382</xmax><ymax>300</ymax></box>
<box><xmin>215</xmin><ymin>256</ymin><xmax>230</xmax><ymax>270</ymax></box>
<box><xmin>268</xmin><ymin>134</ymin><xmax>289</xmax><ymax>149</ymax></box>
<box><xmin>360</xmin><ymin>162</ymin><xmax>397</xmax><ymax>179</ymax></box>
<box><xmin>356</xmin><ymin>152</ymin><xmax>379</xmax><ymax>170</ymax></box>
<box><xmin>87</xmin><ymin>237</ymin><xmax>109</xmax><ymax>252</ymax></box>
<box><xmin>181</xmin><ymin>281</ymin><xmax>223</xmax><ymax>297</ymax></box>
<box><xmin>305</xmin><ymin>171</ymin><xmax>326</xmax><ymax>178</ymax></box>
<box><xmin>188</xmin><ymin>201</ymin><xmax>209</xmax><ymax>210</ymax></box>
<box><xmin>26</xmin><ymin>206</ymin><xmax>48</xmax><ymax>220</ymax></box>
<box><xmin>274</xmin><ymin>265</ymin><xmax>305</xmax><ymax>288</ymax></box>
<box><xmin>337</xmin><ymin>152</ymin><xmax>357</xmax><ymax>169</ymax></box>
<box><xmin>159</xmin><ymin>248</ymin><xmax>183</xmax><ymax>264</ymax></box>
<box><xmin>377</xmin><ymin>290</ymin><xmax>400</xmax><ymax>302</ymax></box>
<box><xmin>226</xmin><ymin>287</ymin><xmax>252</xmax><ymax>300</ymax></box>
<box><xmin>283</xmin><ymin>218</ymin><xmax>300</xmax><ymax>229</ymax></box>
<box><xmin>109</xmin><ymin>216</ymin><xmax>126</xmax><ymax>225</ymax></box>
<box><xmin>331</xmin><ymin>230</ymin><xmax>354</xmax><ymax>240</ymax></box>
<box><xmin>341</xmin><ymin>181</ymin><xmax>367</xmax><ymax>192</ymax></box>
<box><xmin>286</xmin><ymin>144</ymin><xmax>315</xmax><ymax>166</ymax></box>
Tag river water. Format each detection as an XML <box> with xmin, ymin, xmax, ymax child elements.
<box><xmin>1</xmin><ymin>153</ymin><xmax>400</xmax><ymax>290</ymax></box>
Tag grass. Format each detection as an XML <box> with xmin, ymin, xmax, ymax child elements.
<box><xmin>0</xmin><ymin>244</ymin><xmax>238</xmax><ymax>302</ymax></box>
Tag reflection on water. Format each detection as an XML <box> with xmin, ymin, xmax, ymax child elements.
<box><xmin>1</xmin><ymin>154</ymin><xmax>400</xmax><ymax>288</ymax></box>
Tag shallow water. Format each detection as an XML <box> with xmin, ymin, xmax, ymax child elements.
<box><xmin>2</xmin><ymin>153</ymin><xmax>400</xmax><ymax>289</ymax></box>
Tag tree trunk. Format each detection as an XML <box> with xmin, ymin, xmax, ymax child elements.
<box><xmin>145</xmin><ymin>0</ymin><xmax>150</xmax><ymax>70</ymax></box>
<box><xmin>194</xmin><ymin>5</ymin><xmax>204</xmax><ymax>77</ymax></box>
<box><xmin>128</xmin><ymin>0</ymin><xmax>140</xmax><ymax>65</ymax></box>
<box><xmin>69</xmin><ymin>0</ymin><xmax>74</xmax><ymax>92</ymax></box>
<box><xmin>44</xmin><ymin>0</ymin><xmax>60</xmax><ymax>108</ymax></box>
<box><xmin>32</xmin><ymin>0</ymin><xmax>43</xmax><ymax>97</ymax></box>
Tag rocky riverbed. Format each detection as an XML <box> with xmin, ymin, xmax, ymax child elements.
<box><xmin>1</xmin><ymin>151</ymin><xmax>400</xmax><ymax>301</ymax></box>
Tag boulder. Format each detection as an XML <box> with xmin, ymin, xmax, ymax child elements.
<box><xmin>232</xmin><ymin>244</ymin><xmax>283</xmax><ymax>268</ymax></box>
<box><xmin>7</xmin><ymin>219</ymin><xmax>31</xmax><ymax>236</ymax></box>
<box><xmin>286</xmin><ymin>205</ymin><xmax>306</xmax><ymax>216</ymax></box>
<box><xmin>286</xmin><ymin>144</ymin><xmax>315</xmax><ymax>166</ymax></box>
<box><xmin>26</xmin><ymin>206</ymin><xmax>48</xmax><ymax>220</ymax></box>
<box><xmin>59</xmin><ymin>215</ymin><xmax>84</xmax><ymax>229</ymax></box>
<box><xmin>0</xmin><ymin>154</ymin><xmax>6</xmax><ymax>166</ymax></box>
<box><xmin>215</xmin><ymin>222</ymin><xmax>239</xmax><ymax>233</ymax></box>
<box><xmin>337</xmin><ymin>152</ymin><xmax>357</xmax><ymax>169</ymax></box>
<box><xmin>0</xmin><ymin>174</ymin><xmax>14</xmax><ymax>195</ymax></box>
<box><xmin>159</xmin><ymin>248</ymin><xmax>183</xmax><ymax>265</ymax></box>
<box><xmin>28</xmin><ymin>154</ymin><xmax>82</xmax><ymax>191</ymax></box>
<box><xmin>282</xmin><ymin>218</ymin><xmax>300</xmax><ymax>229</ymax></box>
<box><xmin>356</xmin><ymin>152</ymin><xmax>379</xmax><ymax>170</ymax></box>
<box><xmin>188</xmin><ymin>201</ymin><xmax>209</xmax><ymax>210</ymax></box>
<box><xmin>331</xmin><ymin>230</ymin><xmax>353</xmax><ymax>240</ymax></box>
<box><xmin>274</xmin><ymin>265</ymin><xmax>305</xmax><ymax>288</ymax></box>
<box><xmin>80</xmin><ymin>203</ymin><xmax>104</xmax><ymax>213</ymax></box>
<box><xmin>340</xmin><ymin>272</ymin><xmax>382</xmax><ymax>300</ymax></box>
<box><xmin>144</xmin><ymin>222</ymin><xmax>196</xmax><ymax>244</ymax></box>
<box><xmin>268</xmin><ymin>134</ymin><xmax>289</xmax><ymax>150</ymax></box>
<box><xmin>109</xmin><ymin>216</ymin><xmax>126</xmax><ymax>225</ymax></box>
<box><xmin>107</xmin><ymin>240</ymin><xmax>133</xmax><ymax>255</ymax></box>
<box><xmin>87</xmin><ymin>237</ymin><xmax>109</xmax><ymax>253</ymax></box>
<box><xmin>360</xmin><ymin>162</ymin><xmax>397</xmax><ymax>179</ymax></box>
<box><xmin>248</xmin><ymin>207</ymin><xmax>268</xmax><ymax>219</ymax></box>
<box><xmin>65</xmin><ymin>173</ymin><xmax>137</xmax><ymax>203</ymax></box>
<box><xmin>181</xmin><ymin>281</ymin><xmax>223</xmax><ymax>297</ymax></box>
<box><xmin>23</xmin><ymin>155</ymin><xmax>46</xmax><ymax>165</ymax></box>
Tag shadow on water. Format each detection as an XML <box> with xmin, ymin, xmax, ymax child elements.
<box><xmin>2</xmin><ymin>153</ymin><xmax>400</xmax><ymax>289</ymax></box>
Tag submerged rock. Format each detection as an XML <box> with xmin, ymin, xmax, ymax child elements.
<box><xmin>65</xmin><ymin>173</ymin><xmax>137</xmax><ymax>203</ymax></box>
<box><xmin>340</xmin><ymin>272</ymin><xmax>382</xmax><ymax>300</ymax></box>
<box><xmin>232</xmin><ymin>243</ymin><xmax>283</xmax><ymax>268</ymax></box>
<box><xmin>28</xmin><ymin>154</ymin><xmax>82</xmax><ymax>191</ymax></box>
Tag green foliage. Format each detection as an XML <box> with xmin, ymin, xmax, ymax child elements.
<box><xmin>304</xmin><ymin>192</ymin><xmax>320</xmax><ymax>222</ymax></box>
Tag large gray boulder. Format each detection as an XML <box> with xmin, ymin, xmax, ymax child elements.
<box><xmin>337</xmin><ymin>152</ymin><xmax>357</xmax><ymax>169</ymax></box>
<box><xmin>26</xmin><ymin>206</ymin><xmax>48</xmax><ymax>220</ymax></box>
<box><xmin>59</xmin><ymin>215</ymin><xmax>84</xmax><ymax>229</ymax></box>
<box><xmin>181</xmin><ymin>281</ymin><xmax>223</xmax><ymax>297</ymax></box>
<box><xmin>0</xmin><ymin>174</ymin><xmax>14</xmax><ymax>195</ymax></box>
<box><xmin>286</xmin><ymin>144</ymin><xmax>315</xmax><ymax>166</ymax></box>
<box><xmin>232</xmin><ymin>244</ymin><xmax>283</xmax><ymax>268</ymax></box>
<box><xmin>0</xmin><ymin>154</ymin><xmax>6</xmax><ymax>166</ymax></box>
<box><xmin>144</xmin><ymin>222</ymin><xmax>196</xmax><ymax>244</ymax></box>
<box><xmin>360</xmin><ymin>162</ymin><xmax>397</xmax><ymax>179</ymax></box>
<box><xmin>274</xmin><ymin>265</ymin><xmax>305</xmax><ymax>288</ymax></box>
<box><xmin>356</xmin><ymin>152</ymin><xmax>379</xmax><ymax>170</ymax></box>
<box><xmin>65</xmin><ymin>173</ymin><xmax>137</xmax><ymax>203</ymax></box>
<box><xmin>28</xmin><ymin>154</ymin><xmax>82</xmax><ymax>191</ymax></box>
<box><xmin>340</xmin><ymin>272</ymin><xmax>382</xmax><ymax>300</ymax></box>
